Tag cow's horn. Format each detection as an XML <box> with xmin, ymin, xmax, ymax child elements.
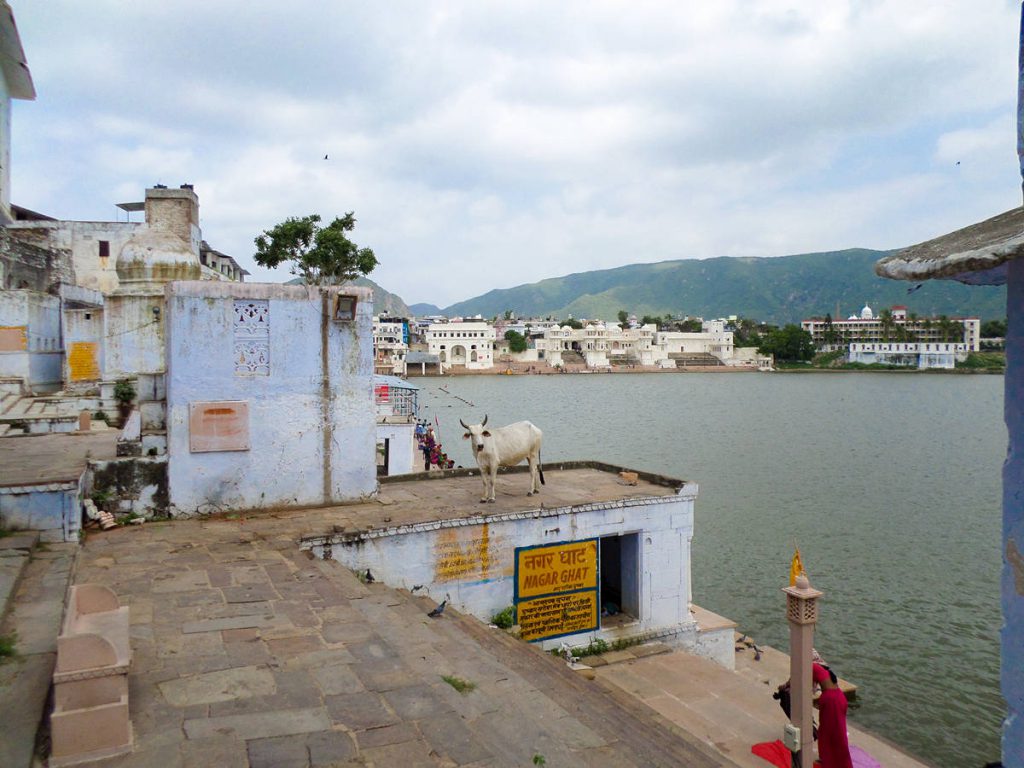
<box><xmin>459</xmin><ymin>418</ymin><xmax>469</xmax><ymax>429</ymax></box>
<box><xmin>481</xmin><ymin>414</ymin><xmax>488</xmax><ymax>427</ymax></box>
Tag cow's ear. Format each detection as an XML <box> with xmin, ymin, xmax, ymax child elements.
<box><xmin>463</xmin><ymin>432</ymin><xmax>470</xmax><ymax>439</ymax></box>
<box><xmin>482</xmin><ymin>430</ymin><xmax>491</xmax><ymax>437</ymax></box>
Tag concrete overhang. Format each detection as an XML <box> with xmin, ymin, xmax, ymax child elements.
<box><xmin>874</xmin><ymin>207</ymin><xmax>1024</xmax><ymax>287</ymax></box>
<box><xmin>0</xmin><ymin>2</ymin><xmax>34</xmax><ymax>100</ymax></box>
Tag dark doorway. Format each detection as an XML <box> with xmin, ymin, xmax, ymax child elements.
<box><xmin>600</xmin><ymin>533</ymin><xmax>640</xmax><ymax>625</ymax></box>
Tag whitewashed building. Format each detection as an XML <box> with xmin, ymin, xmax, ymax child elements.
<box><xmin>656</xmin><ymin>319</ymin><xmax>734</xmax><ymax>361</ymax></box>
<box><xmin>372</xmin><ymin>316</ymin><xmax>408</xmax><ymax>376</ymax></box>
<box><xmin>802</xmin><ymin>304</ymin><xmax>981</xmax><ymax>351</ymax></box>
<box><xmin>848</xmin><ymin>341</ymin><xmax>969</xmax><ymax>370</ymax></box>
<box><xmin>425</xmin><ymin>321</ymin><xmax>495</xmax><ymax>370</ymax></box>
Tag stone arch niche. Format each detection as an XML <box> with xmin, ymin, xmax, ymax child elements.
<box><xmin>450</xmin><ymin>345</ymin><xmax>467</xmax><ymax>364</ymax></box>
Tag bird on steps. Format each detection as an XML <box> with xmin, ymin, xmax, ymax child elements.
<box><xmin>428</xmin><ymin>593</ymin><xmax>451</xmax><ymax>618</ymax></box>
<box><xmin>364</xmin><ymin>569</ymin><xmax>374</xmax><ymax>584</ymax></box>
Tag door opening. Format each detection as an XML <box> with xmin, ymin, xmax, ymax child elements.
<box><xmin>600</xmin><ymin>533</ymin><xmax>640</xmax><ymax>626</ymax></box>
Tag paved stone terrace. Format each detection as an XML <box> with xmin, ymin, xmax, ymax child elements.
<box><xmin>0</xmin><ymin>431</ymin><xmax>117</xmax><ymax>487</ymax></box>
<box><xmin>246</xmin><ymin>465</ymin><xmax>681</xmax><ymax>542</ymax></box>
<box><xmin>73</xmin><ymin>516</ymin><xmax>735</xmax><ymax>768</ymax></box>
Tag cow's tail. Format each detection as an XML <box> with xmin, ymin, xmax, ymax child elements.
<box><xmin>538</xmin><ymin>452</ymin><xmax>545</xmax><ymax>485</ymax></box>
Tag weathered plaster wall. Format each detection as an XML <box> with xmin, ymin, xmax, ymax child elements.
<box><xmin>307</xmin><ymin>488</ymin><xmax>698</xmax><ymax>651</ymax></box>
<box><xmin>0</xmin><ymin>227</ymin><xmax>71</xmax><ymax>292</ymax></box>
<box><xmin>0</xmin><ymin>289</ymin><xmax>62</xmax><ymax>390</ymax></box>
<box><xmin>1004</xmin><ymin>258</ymin><xmax>1023</xmax><ymax>762</ymax></box>
<box><xmin>165</xmin><ymin>282</ymin><xmax>376</xmax><ymax>515</ymax></box>
<box><xmin>103</xmin><ymin>294</ymin><xmax>165</xmax><ymax>377</ymax></box>
<box><xmin>6</xmin><ymin>220</ymin><xmax>136</xmax><ymax>294</ymax></box>
<box><xmin>64</xmin><ymin>306</ymin><xmax>104</xmax><ymax>385</ymax></box>
<box><xmin>0</xmin><ymin>481</ymin><xmax>81</xmax><ymax>542</ymax></box>
<box><xmin>376</xmin><ymin>422</ymin><xmax>417</xmax><ymax>475</ymax></box>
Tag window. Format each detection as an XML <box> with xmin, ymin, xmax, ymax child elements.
<box><xmin>98</xmin><ymin>240</ymin><xmax>110</xmax><ymax>258</ymax></box>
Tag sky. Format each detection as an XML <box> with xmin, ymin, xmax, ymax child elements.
<box><xmin>10</xmin><ymin>1</ymin><xmax>1024</xmax><ymax>308</ymax></box>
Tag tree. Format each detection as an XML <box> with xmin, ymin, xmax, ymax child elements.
<box><xmin>617</xmin><ymin>310</ymin><xmax>629</xmax><ymax>327</ymax></box>
<box><xmin>503</xmin><ymin>309</ymin><xmax>514</xmax><ymax>321</ymax></box>
<box><xmin>562</xmin><ymin>318</ymin><xmax>584</xmax><ymax>329</ymax></box>
<box><xmin>504</xmin><ymin>330</ymin><xmax>528</xmax><ymax>353</ymax></box>
<box><xmin>758</xmin><ymin>324</ymin><xmax>815</xmax><ymax>362</ymax></box>
<box><xmin>254</xmin><ymin>212</ymin><xmax>377</xmax><ymax>285</ymax></box>
<box><xmin>982</xmin><ymin>318</ymin><xmax>1007</xmax><ymax>338</ymax></box>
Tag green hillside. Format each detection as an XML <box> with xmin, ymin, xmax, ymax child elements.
<box><xmin>440</xmin><ymin>249</ymin><xmax>1007</xmax><ymax>324</ymax></box>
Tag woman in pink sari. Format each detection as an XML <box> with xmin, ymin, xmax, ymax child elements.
<box><xmin>813</xmin><ymin>662</ymin><xmax>853</xmax><ymax>768</ymax></box>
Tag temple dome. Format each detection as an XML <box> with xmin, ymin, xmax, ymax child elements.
<box><xmin>860</xmin><ymin>304</ymin><xmax>874</xmax><ymax>320</ymax></box>
<box><xmin>115</xmin><ymin>227</ymin><xmax>200</xmax><ymax>291</ymax></box>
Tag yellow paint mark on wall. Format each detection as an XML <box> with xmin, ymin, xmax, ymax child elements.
<box><xmin>515</xmin><ymin>539</ymin><xmax>598</xmax><ymax>600</ymax></box>
<box><xmin>0</xmin><ymin>326</ymin><xmax>28</xmax><ymax>352</ymax></box>
<box><xmin>434</xmin><ymin>523</ymin><xmax>512</xmax><ymax>583</ymax></box>
<box><xmin>68</xmin><ymin>341</ymin><xmax>100</xmax><ymax>381</ymax></box>
<box><xmin>517</xmin><ymin>591</ymin><xmax>599</xmax><ymax>642</ymax></box>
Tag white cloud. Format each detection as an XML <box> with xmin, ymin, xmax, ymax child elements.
<box><xmin>9</xmin><ymin>0</ymin><xmax>1022</xmax><ymax>307</ymax></box>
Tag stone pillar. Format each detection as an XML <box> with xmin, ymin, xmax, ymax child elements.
<box><xmin>782</xmin><ymin>573</ymin><xmax>822</xmax><ymax>768</ymax></box>
<box><xmin>1004</xmin><ymin>256</ymin><xmax>1024</xmax><ymax>765</ymax></box>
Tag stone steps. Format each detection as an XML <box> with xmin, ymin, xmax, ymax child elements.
<box><xmin>0</xmin><ymin>537</ymin><xmax>76</xmax><ymax>768</ymax></box>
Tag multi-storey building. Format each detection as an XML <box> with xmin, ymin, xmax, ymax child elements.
<box><xmin>372</xmin><ymin>316</ymin><xmax>408</xmax><ymax>376</ymax></box>
<box><xmin>425</xmin><ymin>321</ymin><xmax>495</xmax><ymax>370</ymax></box>
<box><xmin>801</xmin><ymin>305</ymin><xmax>980</xmax><ymax>351</ymax></box>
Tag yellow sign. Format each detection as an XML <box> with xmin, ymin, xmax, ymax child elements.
<box><xmin>515</xmin><ymin>539</ymin><xmax>597</xmax><ymax>600</ymax></box>
<box><xmin>517</xmin><ymin>591</ymin><xmax>599</xmax><ymax>642</ymax></box>
<box><xmin>68</xmin><ymin>341</ymin><xmax>100</xmax><ymax>382</ymax></box>
<box><xmin>434</xmin><ymin>523</ymin><xmax>511</xmax><ymax>583</ymax></box>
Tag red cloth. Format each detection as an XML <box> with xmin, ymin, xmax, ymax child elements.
<box><xmin>812</xmin><ymin>662</ymin><xmax>832</xmax><ymax>685</ymax></box>
<box><xmin>817</xmin><ymin>688</ymin><xmax>854</xmax><ymax>768</ymax></box>
<box><xmin>751</xmin><ymin>740</ymin><xmax>792</xmax><ymax>768</ymax></box>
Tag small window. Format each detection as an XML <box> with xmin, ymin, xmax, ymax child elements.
<box><xmin>98</xmin><ymin>240</ymin><xmax>110</xmax><ymax>258</ymax></box>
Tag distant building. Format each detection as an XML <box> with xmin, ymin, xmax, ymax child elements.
<box><xmin>0</xmin><ymin>1</ymin><xmax>35</xmax><ymax>226</ymax></box>
<box><xmin>848</xmin><ymin>342</ymin><xmax>968</xmax><ymax>370</ymax></box>
<box><xmin>425</xmin><ymin>321</ymin><xmax>495</xmax><ymax>370</ymax></box>
<box><xmin>372</xmin><ymin>316</ymin><xmax>408</xmax><ymax>376</ymax></box>
<box><xmin>801</xmin><ymin>305</ymin><xmax>980</xmax><ymax>352</ymax></box>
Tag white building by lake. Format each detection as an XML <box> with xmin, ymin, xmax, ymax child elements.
<box><xmin>802</xmin><ymin>304</ymin><xmax>981</xmax><ymax>351</ymax></box>
<box><xmin>372</xmin><ymin>316</ymin><xmax>408</xmax><ymax>376</ymax></box>
<box><xmin>848</xmin><ymin>342</ymin><xmax>969</xmax><ymax>370</ymax></box>
<box><xmin>425</xmin><ymin>321</ymin><xmax>495</xmax><ymax>370</ymax></box>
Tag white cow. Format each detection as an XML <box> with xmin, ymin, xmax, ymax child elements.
<box><xmin>460</xmin><ymin>415</ymin><xmax>545</xmax><ymax>503</ymax></box>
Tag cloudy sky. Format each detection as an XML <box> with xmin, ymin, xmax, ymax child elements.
<box><xmin>11</xmin><ymin>1</ymin><xmax>1023</xmax><ymax>307</ymax></box>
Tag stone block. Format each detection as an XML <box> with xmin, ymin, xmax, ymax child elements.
<box><xmin>158</xmin><ymin>665</ymin><xmax>276</xmax><ymax>707</ymax></box>
<box><xmin>184</xmin><ymin>707</ymin><xmax>330</xmax><ymax>741</ymax></box>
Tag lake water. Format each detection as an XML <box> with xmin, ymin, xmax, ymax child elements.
<box><xmin>415</xmin><ymin>372</ymin><xmax>1005</xmax><ymax>768</ymax></box>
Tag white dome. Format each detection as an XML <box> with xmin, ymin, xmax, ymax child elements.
<box><xmin>115</xmin><ymin>227</ymin><xmax>200</xmax><ymax>291</ymax></box>
<box><xmin>860</xmin><ymin>304</ymin><xmax>874</xmax><ymax>320</ymax></box>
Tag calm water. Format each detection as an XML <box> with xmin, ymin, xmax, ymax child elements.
<box><xmin>416</xmin><ymin>372</ymin><xmax>1005</xmax><ymax>768</ymax></box>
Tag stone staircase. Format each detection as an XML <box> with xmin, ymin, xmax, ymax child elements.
<box><xmin>0</xmin><ymin>393</ymin><xmax>80</xmax><ymax>437</ymax></box>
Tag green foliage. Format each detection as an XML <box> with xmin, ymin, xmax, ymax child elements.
<box><xmin>561</xmin><ymin>318</ymin><xmax>583</xmax><ymax>329</ymax></box>
<box><xmin>958</xmin><ymin>352</ymin><xmax>1006</xmax><ymax>371</ymax></box>
<box><xmin>113</xmin><ymin>379</ymin><xmax>136</xmax><ymax>405</ymax></box>
<box><xmin>533</xmin><ymin>755</ymin><xmax>547</xmax><ymax>766</ymax></box>
<box><xmin>441</xmin><ymin>675</ymin><xmax>476</xmax><ymax>694</ymax></box>
<box><xmin>0</xmin><ymin>633</ymin><xmax>16</xmax><ymax>663</ymax></box>
<box><xmin>94</xmin><ymin>410</ymin><xmax>109</xmax><ymax>424</ymax></box>
<box><xmin>491</xmin><ymin>605</ymin><xmax>516</xmax><ymax>629</ymax></box>
<box><xmin>758</xmin><ymin>324</ymin><xmax>815</xmax><ymax>362</ymax></box>
<box><xmin>981</xmin><ymin>318</ymin><xmax>1007</xmax><ymax>338</ymax></box>
<box><xmin>254</xmin><ymin>212</ymin><xmax>377</xmax><ymax>286</ymax></box>
<box><xmin>504</xmin><ymin>330</ymin><xmax>528</xmax><ymax>353</ymax></box>
<box><xmin>617</xmin><ymin>309</ymin><xmax>629</xmax><ymax>326</ymax></box>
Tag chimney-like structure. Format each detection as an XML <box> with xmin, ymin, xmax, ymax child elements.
<box><xmin>144</xmin><ymin>185</ymin><xmax>201</xmax><ymax>259</ymax></box>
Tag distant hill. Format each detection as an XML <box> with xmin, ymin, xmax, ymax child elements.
<box><xmin>285</xmin><ymin>276</ymin><xmax>410</xmax><ymax>317</ymax></box>
<box><xmin>437</xmin><ymin>249</ymin><xmax>1007</xmax><ymax>324</ymax></box>
<box><xmin>408</xmin><ymin>302</ymin><xmax>442</xmax><ymax>316</ymax></box>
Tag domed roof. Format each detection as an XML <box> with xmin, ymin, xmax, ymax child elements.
<box><xmin>115</xmin><ymin>227</ymin><xmax>200</xmax><ymax>291</ymax></box>
<box><xmin>860</xmin><ymin>304</ymin><xmax>874</xmax><ymax>319</ymax></box>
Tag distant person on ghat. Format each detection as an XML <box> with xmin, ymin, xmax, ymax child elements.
<box><xmin>813</xmin><ymin>662</ymin><xmax>852</xmax><ymax>768</ymax></box>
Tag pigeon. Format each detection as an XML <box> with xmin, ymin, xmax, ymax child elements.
<box><xmin>411</xmin><ymin>584</ymin><xmax>424</xmax><ymax>592</ymax></box>
<box><xmin>324</xmin><ymin>154</ymin><xmax>329</xmax><ymax>160</ymax></box>
<box><xmin>907</xmin><ymin>283</ymin><xmax>924</xmax><ymax>294</ymax></box>
<box><xmin>428</xmin><ymin>593</ymin><xmax>450</xmax><ymax>618</ymax></box>
<box><xmin>956</xmin><ymin>161</ymin><xmax>961</xmax><ymax>166</ymax></box>
<box><xmin>752</xmin><ymin>644</ymin><xmax>763</xmax><ymax>661</ymax></box>
<box><xmin>364</xmin><ymin>569</ymin><xmax>375</xmax><ymax>584</ymax></box>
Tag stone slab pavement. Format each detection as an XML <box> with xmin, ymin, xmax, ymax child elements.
<box><xmin>66</xmin><ymin>517</ymin><xmax>737</xmax><ymax>768</ymax></box>
<box><xmin>0</xmin><ymin>431</ymin><xmax>117</xmax><ymax>486</ymax></box>
<box><xmin>595</xmin><ymin>647</ymin><xmax>934</xmax><ymax>768</ymax></box>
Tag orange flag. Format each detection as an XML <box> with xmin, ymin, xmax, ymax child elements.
<box><xmin>789</xmin><ymin>547</ymin><xmax>805</xmax><ymax>586</ymax></box>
